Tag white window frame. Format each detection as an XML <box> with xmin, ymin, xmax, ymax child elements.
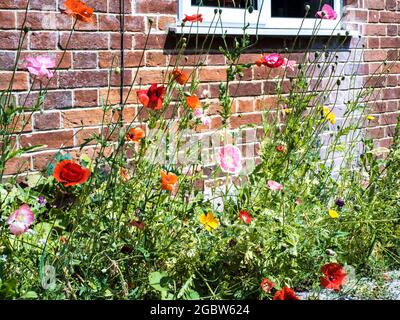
<box><xmin>179</xmin><ymin>0</ymin><xmax>342</xmax><ymax>32</ymax></box>
<box><xmin>180</xmin><ymin>0</ymin><xmax>269</xmax><ymax>28</ymax></box>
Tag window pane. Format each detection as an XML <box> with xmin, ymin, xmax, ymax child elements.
<box><xmin>191</xmin><ymin>0</ymin><xmax>258</xmax><ymax>10</ymax></box>
<box><xmin>271</xmin><ymin>0</ymin><xmax>335</xmax><ymax>18</ymax></box>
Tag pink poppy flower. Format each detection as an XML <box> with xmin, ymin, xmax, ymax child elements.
<box><xmin>239</xmin><ymin>210</ymin><xmax>252</xmax><ymax>224</ymax></box>
<box><xmin>194</xmin><ymin>108</ymin><xmax>211</xmax><ymax>126</ymax></box>
<box><xmin>263</xmin><ymin>53</ymin><xmax>284</xmax><ymax>68</ymax></box>
<box><xmin>267</xmin><ymin>180</ymin><xmax>284</xmax><ymax>191</ymax></box>
<box><xmin>282</xmin><ymin>58</ymin><xmax>296</xmax><ymax>72</ymax></box>
<box><xmin>25</xmin><ymin>56</ymin><xmax>56</xmax><ymax>79</ymax></box>
<box><xmin>6</xmin><ymin>204</ymin><xmax>35</xmax><ymax>236</ymax></box>
<box><xmin>216</xmin><ymin>144</ymin><xmax>243</xmax><ymax>174</ymax></box>
<box><xmin>316</xmin><ymin>4</ymin><xmax>337</xmax><ymax>20</ymax></box>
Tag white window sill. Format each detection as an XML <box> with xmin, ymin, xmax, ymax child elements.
<box><xmin>169</xmin><ymin>25</ymin><xmax>359</xmax><ymax>37</ymax></box>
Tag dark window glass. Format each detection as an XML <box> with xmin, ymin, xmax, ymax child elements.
<box><xmin>191</xmin><ymin>0</ymin><xmax>258</xmax><ymax>10</ymax></box>
<box><xmin>271</xmin><ymin>0</ymin><xmax>335</xmax><ymax>18</ymax></box>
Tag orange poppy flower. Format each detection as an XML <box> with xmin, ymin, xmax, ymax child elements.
<box><xmin>64</xmin><ymin>0</ymin><xmax>95</xmax><ymax>23</ymax></box>
<box><xmin>172</xmin><ymin>69</ymin><xmax>189</xmax><ymax>85</ymax></box>
<box><xmin>160</xmin><ymin>170</ymin><xmax>178</xmax><ymax>191</ymax></box>
<box><xmin>186</xmin><ymin>95</ymin><xmax>201</xmax><ymax>110</ymax></box>
<box><xmin>126</xmin><ymin>127</ymin><xmax>145</xmax><ymax>143</ymax></box>
<box><xmin>119</xmin><ymin>168</ymin><xmax>130</xmax><ymax>182</ymax></box>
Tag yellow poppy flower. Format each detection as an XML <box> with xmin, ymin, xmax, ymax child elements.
<box><xmin>199</xmin><ymin>212</ymin><xmax>219</xmax><ymax>231</ymax></box>
<box><xmin>366</xmin><ymin>115</ymin><xmax>375</xmax><ymax>121</ymax></box>
<box><xmin>328</xmin><ymin>209</ymin><xmax>339</xmax><ymax>219</ymax></box>
<box><xmin>323</xmin><ymin>107</ymin><xmax>336</xmax><ymax>125</ymax></box>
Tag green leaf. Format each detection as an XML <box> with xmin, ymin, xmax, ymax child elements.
<box><xmin>149</xmin><ymin>271</ymin><xmax>169</xmax><ymax>292</ymax></box>
<box><xmin>20</xmin><ymin>291</ymin><xmax>38</xmax><ymax>299</ymax></box>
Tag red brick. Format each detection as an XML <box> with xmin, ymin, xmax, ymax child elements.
<box><xmin>59</xmin><ymin>33</ymin><xmax>108</xmax><ymax>50</ymax></box>
<box><xmin>0</xmin><ymin>52</ymin><xmax>16</xmax><ymax>70</ymax></box>
<box><xmin>73</xmin><ymin>52</ymin><xmax>97</xmax><ymax>69</ymax></box>
<box><xmin>59</xmin><ymin>70</ymin><xmax>108</xmax><ymax>88</ymax></box>
<box><xmin>366</xmin><ymin>0</ymin><xmax>385</xmax><ymax>10</ymax></box>
<box><xmin>33</xmin><ymin>112</ymin><xmax>61</xmax><ymax>130</ymax></box>
<box><xmin>0</xmin><ymin>31</ymin><xmax>27</xmax><ymax>50</ymax></box>
<box><xmin>379</xmin><ymin>12</ymin><xmax>400</xmax><ymax>23</ymax></box>
<box><xmin>30</xmin><ymin>32</ymin><xmax>57</xmax><ymax>50</ymax></box>
<box><xmin>363</xmin><ymin>25</ymin><xmax>386</xmax><ymax>36</ymax></box>
<box><xmin>20</xmin><ymin>130</ymin><xmax>74</xmax><ymax>149</ymax></box>
<box><xmin>76</xmin><ymin>127</ymin><xmax>100</xmax><ymax>146</ymax></box>
<box><xmin>99</xmin><ymin>15</ymin><xmax>120</xmax><ymax>31</ymax></box>
<box><xmin>32</xmin><ymin>151</ymin><xmax>56</xmax><ymax>171</ymax></box>
<box><xmin>198</xmin><ymin>67</ymin><xmax>227</xmax><ymax>82</ymax></box>
<box><xmin>368</xmin><ymin>10</ymin><xmax>379</xmax><ymax>23</ymax></box>
<box><xmin>0</xmin><ymin>72</ymin><xmax>28</xmax><ymax>91</ymax></box>
<box><xmin>62</xmin><ymin>109</ymin><xmax>112</xmax><ymax>128</ymax></box>
<box><xmin>136</xmin><ymin>0</ymin><xmax>177</xmax><ymax>14</ymax></box>
<box><xmin>229</xmin><ymin>82</ymin><xmax>262</xmax><ymax>97</ymax></box>
<box><xmin>30</xmin><ymin>0</ymin><xmax>55</xmax><ymax>10</ymax></box>
<box><xmin>364</xmin><ymin>50</ymin><xmax>387</xmax><ymax>62</ymax></box>
<box><xmin>18</xmin><ymin>12</ymin><xmax>72</xmax><ymax>30</ymax></box>
<box><xmin>146</xmin><ymin>51</ymin><xmax>167</xmax><ymax>67</ymax></box>
<box><xmin>229</xmin><ymin>113</ymin><xmax>263</xmax><ymax>129</ymax></box>
<box><xmin>0</xmin><ymin>0</ymin><xmax>28</xmax><ymax>9</ymax></box>
<box><xmin>74</xmin><ymin>89</ymin><xmax>98</xmax><ymax>107</ymax></box>
<box><xmin>19</xmin><ymin>91</ymin><xmax>73</xmax><ymax>110</ymax></box>
<box><xmin>134</xmin><ymin>34</ymin><xmax>167</xmax><ymax>49</ymax></box>
<box><xmin>158</xmin><ymin>16</ymin><xmax>176</xmax><ymax>31</ymax></box>
<box><xmin>381</xmin><ymin>37</ymin><xmax>400</xmax><ymax>48</ymax></box>
<box><xmin>110</xmin><ymin>33</ymin><xmax>132</xmax><ymax>49</ymax></box>
<box><xmin>0</xmin><ymin>10</ymin><xmax>16</xmax><ymax>29</ymax></box>
<box><xmin>4</xmin><ymin>157</ymin><xmax>31</xmax><ymax>175</ymax></box>
<box><xmin>125</xmin><ymin>16</ymin><xmax>145</xmax><ymax>32</ymax></box>
<box><xmin>99</xmin><ymin>51</ymin><xmax>144</xmax><ymax>68</ymax></box>
<box><xmin>108</xmin><ymin>0</ymin><xmax>131</xmax><ymax>13</ymax></box>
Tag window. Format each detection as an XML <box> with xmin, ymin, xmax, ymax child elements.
<box><xmin>178</xmin><ymin>0</ymin><xmax>343</xmax><ymax>34</ymax></box>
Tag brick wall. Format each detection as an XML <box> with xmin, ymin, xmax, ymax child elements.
<box><xmin>0</xmin><ymin>0</ymin><xmax>399</xmax><ymax>176</ymax></box>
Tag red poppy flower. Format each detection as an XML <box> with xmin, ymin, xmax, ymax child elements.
<box><xmin>186</xmin><ymin>95</ymin><xmax>201</xmax><ymax>110</ymax></box>
<box><xmin>64</xmin><ymin>0</ymin><xmax>95</xmax><ymax>23</ymax></box>
<box><xmin>161</xmin><ymin>170</ymin><xmax>178</xmax><ymax>192</ymax></box>
<box><xmin>255</xmin><ymin>53</ymin><xmax>284</xmax><ymax>68</ymax></box>
<box><xmin>239</xmin><ymin>210</ymin><xmax>252</xmax><ymax>224</ymax></box>
<box><xmin>182</xmin><ymin>14</ymin><xmax>203</xmax><ymax>23</ymax></box>
<box><xmin>53</xmin><ymin>160</ymin><xmax>91</xmax><ymax>187</ymax></box>
<box><xmin>126</xmin><ymin>127</ymin><xmax>145</xmax><ymax>143</ymax></box>
<box><xmin>137</xmin><ymin>83</ymin><xmax>165</xmax><ymax>110</ymax></box>
<box><xmin>320</xmin><ymin>263</ymin><xmax>347</xmax><ymax>291</ymax></box>
<box><xmin>273</xmin><ymin>287</ymin><xmax>300</xmax><ymax>300</ymax></box>
<box><xmin>172</xmin><ymin>69</ymin><xmax>189</xmax><ymax>85</ymax></box>
<box><xmin>260</xmin><ymin>278</ymin><xmax>275</xmax><ymax>293</ymax></box>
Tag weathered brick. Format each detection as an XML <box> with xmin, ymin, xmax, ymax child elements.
<box><xmin>30</xmin><ymin>32</ymin><xmax>57</xmax><ymax>50</ymax></box>
<box><xmin>0</xmin><ymin>0</ymin><xmax>28</xmax><ymax>9</ymax></box>
<box><xmin>59</xmin><ymin>70</ymin><xmax>108</xmax><ymax>88</ymax></box>
<box><xmin>136</xmin><ymin>0</ymin><xmax>177</xmax><ymax>14</ymax></box>
<box><xmin>108</xmin><ymin>0</ymin><xmax>131</xmax><ymax>14</ymax></box>
<box><xmin>0</xmin><ymin>31</ymin><xmax>27</xmax><ymax>50</ymax></box>
<box><xmin>0</xmin><ymin>52</ymin><xmax>16</xmax><ymax>70</ymax></box>
<box><xmin>19</xmin><ymin>91</ymin><xmax>73</xmax><ymax>110</ymax></box>
<box><xmin>73</xmin><ymin>52</ymin><xmax>98</xmax><ymax>69</ymax></box>
<box><xmin>4</xmin><ymin>157</ymin><xmax>31</xmax><ymax>175</ymax></box>
<box><xmin>62</xmin><ymin>108</ymin><xmax>112</xmax><ymax>128</ymax></box>
<box><xmin>0</xmin><ymin>72</ymin><xmax>28</xmax><ymax>91</ymax></box>
<box><xmin>33</xmin><ymin>112</ymin><xmax>61</xmax><ymax>130</ymax></box>
<box><xmin>99</xmin><ymin>14</ymin><xmax>120</xmax><ymax>31</ymax></box>
<box><xmin>20</xmin><ymin>130</ymin><xmax>74</xmax><ymax>149</ymax></box>
<box><xmin>74</xmin><ymin>89</ymin><xmax>98</xmax><ymax>107</ymax></box>
<box><xmin>0</xmin><ymin>10</ymin><xmax>16</xmax><ymax>29</ymax></box>
<box><xmin>125</xmin><ymin>16</ymin><xmax>145</xmax><ymax>32</ymax></box>
<box><xmin>59</xmin><ymin>33</ymin><xmax>108</xmax><ymax>50</ymax></box>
